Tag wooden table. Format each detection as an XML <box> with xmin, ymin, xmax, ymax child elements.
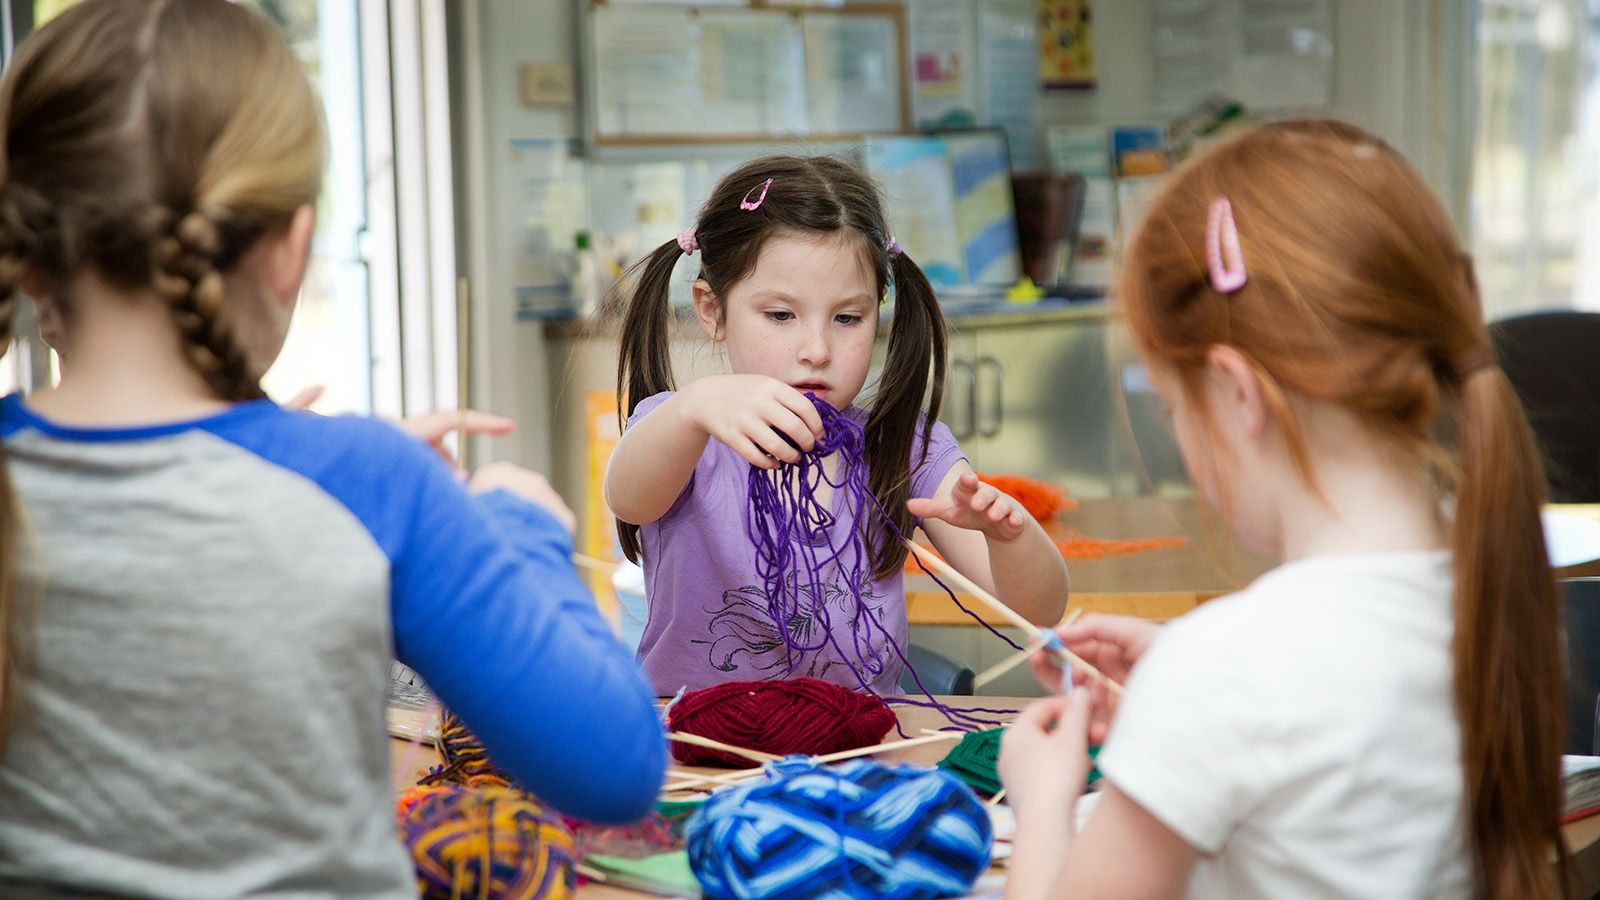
<box><xmin>389</xmin><ymin>695</ymin><xmax>1600</xmax><ymax>898</ymax></box>
<box><xmin>908</xmin><ymin>498</ymin><xmax>1600</xmax><ymax>626</ymax></box>
<box><xmin>908</xmin><ymin>495</ymin><xmax>1273</xmax><ymax>626</ymax></box>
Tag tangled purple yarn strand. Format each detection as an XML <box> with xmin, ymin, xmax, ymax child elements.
<box><xmin>744</xmin><ymin>394</ymin><xmax>1021</xmax><ymax>730</ymax></box>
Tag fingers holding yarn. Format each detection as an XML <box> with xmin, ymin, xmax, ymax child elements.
<box><xmin>997</xmin><ymin>693</ymin><xmax>1093</xmax><ymax>823</ymax></box>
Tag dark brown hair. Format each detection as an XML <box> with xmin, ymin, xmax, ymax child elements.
<box><xmin>0</xmin><ymin>0</ymin><xmax>324</xmax><ymax>752</ymax></box>
<box><xmin>615</xmin><ymin>155</ymin><xmax>946</xmax><ymax>580</ymax></box>
<box><xmin>1118</xmin><ymin>120</ymin><xmax>1564</xmax><ymax>897</ymax></box>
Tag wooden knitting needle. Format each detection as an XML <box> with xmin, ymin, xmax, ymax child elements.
<box><xmin>572</xmin><ymin>553</ymin><xmax>617</xmax><ymax>576</ymax></box>
<box><xmin>808</xmin><ymin>729</ymin><xmax>963</xmax><ymax>764</ymax></box>
<box><xmin>666</xmin><ymin>731</ymin><xmax>782</xmax><ymax>763</ymax></box>
<box><xmin>987</xmin><ymin>788</ymin><xmax>1008</xmax><ymax>807</ymax></box>
<box><xmin>973</xmin><ymin>609</ymin><xmax>1081</xmax><ymax>690</ymax></box>
<box><xmin>903</xmin><ymin>540</ymin><xmax>1124</xmax><ymax>696</ymax></box>
<box><xmin>658</xmin><ymin>730</ymin><xmax>968</xmax><ymax>793</ymax></box>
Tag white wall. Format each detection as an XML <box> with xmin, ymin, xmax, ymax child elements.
<box><xmin>460</xmin><ymin>0</ymin><xmax>582</xmax><ymax>471</ymax></box>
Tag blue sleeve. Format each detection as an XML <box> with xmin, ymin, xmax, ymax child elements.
<box><xmin>212</xmin><ymin>410</ymin><xmax>666</xmax><ymax>824</ymax></box>
<box><xmin>389</xmin><ymin>457</ymin><xmax>666</xmax><ymax>824</ymax></box>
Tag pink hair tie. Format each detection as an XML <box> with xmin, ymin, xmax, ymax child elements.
<box><xmin>884</xmin><ymin>234</ymin><xmax>902</xmax><ymax>259</ymax></box>
<box><xmin>739</xmin><ymin>178</ymin><xmax>773</xmax><ymax>211</ymax></box>
<box><xmin>677</xmin><ymin>227</ymin><xmax>699</xmax><ymax>255</ymax></box>
<box><xmin>1205</xmin><ymin>196</ymin><xmax>1247</xmax><ymax>294</ymax></box>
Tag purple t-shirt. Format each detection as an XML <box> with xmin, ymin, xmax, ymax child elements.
<box><xmin>627</xmin><ymin>391</ymin><xmax>965</xmax><ymax>696</ymax></box>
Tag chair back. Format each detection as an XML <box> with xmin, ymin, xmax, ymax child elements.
<box><xmin>1563</xmin><ymin>578</ymin><xmax>1600</xmax><ymax>755</ymax></box>
<box><xmin>901</xmin><ymin>643</ymin><xmax>976</xmax><ymax>696</ymax></box>
<box><xmin>1489</xmin><ymin>311</ymin><xmax>1600</xmax><ymax>502</ymax></box>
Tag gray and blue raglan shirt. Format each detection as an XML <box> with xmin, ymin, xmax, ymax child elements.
<box><xmin>0</xmin><ymin>395</ymin><xmax>666</xmax><ymax>897</ymax></box>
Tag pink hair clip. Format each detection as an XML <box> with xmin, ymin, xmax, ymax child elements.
<box><xmin>1205</xmin><ymin>196</ymin><xmax>1247</xmax><ymax>294</ymax></box>
<box><xmin>677</xmin><ymin>227</ymin><xmax>699</xmax><ymax>255</ymax></box>
<box><xmin>884</xmin><ymin>234</ymin><xmax>901</xmax><ymax>259</ymax></box>
<box><xmin>1203</xmin><ymin>196</ymin><xmax>1241</xmax><ymax>293</ymax></box>
<box><xmin>739</xmin><ymin>178</ymin><xmax>773</xmax><ymax>211</ymax></box>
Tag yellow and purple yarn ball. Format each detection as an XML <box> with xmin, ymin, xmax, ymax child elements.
<box><xmin>398</xmin><ymin>784</ymin><xmax>578</xmax><ymax>899</ymax></box>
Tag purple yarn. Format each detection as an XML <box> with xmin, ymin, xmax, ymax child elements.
<box><xmin>744</xmin><ymin>394</ymin><xmax>1024</xmax><ymax>730</ymax></box>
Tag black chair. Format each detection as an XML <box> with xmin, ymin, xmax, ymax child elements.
<box><xmin>1488</xmin><ymin>311</ymin><xmax>1600</xmax><ymax>503</ymax></box>
<box><xmin>1563</xmin><ymin>578</ymin><xmax>1600</xmax><ymax>756</ymax></box>
<box><xmin>901</xmin><ymin>643</ymin><xmax>976</xmax><ymax>696</ymax></box>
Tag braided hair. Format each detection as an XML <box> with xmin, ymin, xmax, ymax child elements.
<box><xmin>0</xmin><ymin>0</ymin><xmax>324</xmax><ymax>750</ymax></box>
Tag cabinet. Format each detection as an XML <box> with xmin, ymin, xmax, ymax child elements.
<box><xmin>937</xmin><ymin>308</ymin><xmax>1188</xmax><ymax>497</ymax></box>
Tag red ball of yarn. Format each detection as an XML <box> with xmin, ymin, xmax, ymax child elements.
<box><xmin>666</xmin><ymin>678</ymin><xmax>897</xmax><ymax>766</ymax></box>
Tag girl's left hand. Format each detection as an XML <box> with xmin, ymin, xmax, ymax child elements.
<box><xmin>907</xmin><ymin>471</ymin><xmax>1028</xmax><ymax>541</ymax></box>
<box><xmin>999</xmin><ymin>690</ymin><xmax>1094</xmax><ymax>827</ymax></box>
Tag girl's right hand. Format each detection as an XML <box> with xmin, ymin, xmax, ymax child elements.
<box><xmin>469</xmin><ymin>461</ymin><xmax>577</xmax><ymax>536</ymax></box>
<box><xmin>1030</xmin><ymin>613</ymin><xmax>1160</xmax><ymax>743</ymax></box>
<box><xmin>680</xmin><ymin>375</ymin><xmax>825</xmax><ymax>469</ymax></box>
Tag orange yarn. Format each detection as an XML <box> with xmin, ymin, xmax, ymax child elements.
<box><xmin>975</xmin><ymin>473</ymin><xmax>1076</xmax><ymax>521</ymax></box>
<box><xmin>903</xmin><ymin>475</ymin><xmax>1186</xmax><ymax>570</ymax></box>
<box><xmin>1053</xmin><ymin>531</ymin><xmax>1186</xmax><ymax>560</ymax></box>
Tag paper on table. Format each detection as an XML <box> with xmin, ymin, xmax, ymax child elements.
<box><xmin>1544</xmin><ymin>510</ymin><xmax>1600</xmax><ymax>567</ymax></box>
<box><xmin>585</xmin><ymin>851</ymin><xmax>699</xmax><ymax>897</ymax></box>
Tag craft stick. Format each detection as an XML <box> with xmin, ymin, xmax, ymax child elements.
<box><xmin>974</xmin><ymin>636</ymin><xmax>1050</xmax><ymax>690</ymax></box>
<box><xmin>903</xmin><ymin>540</ymin><xmax>1124</xmax><ymax>696</ymax></box>
<box><xmin>988</xmin><ymin>788</ymin><xmax>1008</xmax><ymax>807</ymax></box>
<box><xmin>661</xmin><ymin>769</ymin><xmax>764</xmax><ymax>793</ymax></box>
<box><xmin>572</xmin><ymin>553</ymin><xmax>617</xmax><ymax>576</ymax></box>
<box><xmin>666</xmin><ymin>731</ymin><xmax>782</xmax><ymax>763</ymax></box>
<box><xmin>809</xmin><ymin>729</ymin><xmax>964</xmax><ymax>765</ymax></box>
<box><xmin>973</xmin><ymin>609</ymin><xmax>1081</xmax><ymax>690</ymax></box>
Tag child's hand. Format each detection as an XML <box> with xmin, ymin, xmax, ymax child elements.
<box><xmin>907</xmin><ymin>471</ymin><xmax>1029</xmax><ymax>541</ymax></box>
<box><xmin>469</xmin><ymin>461</ymin><xmax>577</xmax><ymax>535</ymax></box>
<box><xmin>681</xmin><ymin>374</ymin><xmax>825</xmax><ymax>469</ymax></box>
<box><xmin>399</xmin><ymin>409</ymin><xmax>517</xmax><ymax>469</ymax></box>
<box><xmin>1030</xmin><ymin>614</ymin><xmax>1159</xmax><ymax>744</ymax></box>
<box><xmin>999</xmin><ymin>691</ymin><xmax>1094</xmax><ymax>827</ymax></box>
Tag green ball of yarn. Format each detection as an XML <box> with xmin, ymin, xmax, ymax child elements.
<box><xmin>937</xmin><ymin>727</ymin><xmax>1101</xmax><ymax>796</ymax></box>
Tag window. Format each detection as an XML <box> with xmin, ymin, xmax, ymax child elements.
<box><xmin>1473</xmin><ymin>0</ymin><xmax>1600</xmax><ymax>317</ymax></box>
<box><xmin>5</xmin><ymin>0</ymin><xmax>419</xmax><ymax>417</ymax></box>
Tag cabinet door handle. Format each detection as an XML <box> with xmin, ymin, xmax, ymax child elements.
<box><xmin>950</xmin><ymin>356</ymin><xmax>977</xmax><ymax>440</ymax></box>
<box><xmin>975</xmin><ymin>354</ymin><xmax>1005</xmax><ymax>438</ymax></box>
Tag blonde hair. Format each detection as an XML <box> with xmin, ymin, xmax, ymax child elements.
<box><xmin>0</xmin><ymin>0</ymin><xmax>325</xmax><ymax>751</ymax></box>
<box><xmin>1118</xmin><ymin>120</ymin><xmax>1564</xmax><ymax>897</ymax></box>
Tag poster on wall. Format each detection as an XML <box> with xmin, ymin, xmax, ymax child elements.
<box><xmin>910</xmin><ymin>0</ymin><xmax>978</xmax><ymax>128</ymax></box>
<box><xmin>978</xmin><ymin>0</ymin><xmax>1042</xmax><ymax>169</ymax></box>
<box><xmin>863</xmin><ymin>136</ymin><xmax>966</xmax><ymax>288</ymax></box>
<box><xmin>509</xmin><ymin>138</ymin><xmax>587</xmax><ymax>320</ymax></box>
<box><xmin>1151</xmin><ymin>0</ymin><xmax>1332</xmax><ymax>112</ymax></box>
<box><xmin>1039</xmin><ymin>0</ymin><xmax>1095</xmax><ymax>89</ymax></box>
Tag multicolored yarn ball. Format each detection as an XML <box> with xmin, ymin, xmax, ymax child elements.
<box><xmin>420</xmin><ymin>707</ymin><xmax>517</xmax><ymax>789</ymax></box>
<box><xmin>685</xmin><ymin>756</ymin><xmax>992</xmax><ymax>899</ymax></box>
<box><xmin>396</xmin><ymin>785</ymin><xmax>459</xmax><ymax>822</ymax></box>
<box><xmin>666</xmin><ymin>678</ymin><xmax>896</xmax><ymax>766</ymax></box>
<box><xmin>398</xmin><ymin>784</ymin><xmax>578</xmax><ymax>900</ymax></box>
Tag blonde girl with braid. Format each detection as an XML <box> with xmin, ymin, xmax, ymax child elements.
<box><xmin>0</xmin><ymin>1</ymin><xmax>665</xmax><ymax>894</ymax></box>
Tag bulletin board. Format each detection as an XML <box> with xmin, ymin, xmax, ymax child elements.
<box><xmin>582</xmin><ymin>2</ymin><xmax>910</xmax><ymax>145</ymax></box>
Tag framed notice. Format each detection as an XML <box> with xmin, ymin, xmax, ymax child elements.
<box><xmin>584</xmin><ymin>2</ymin><xmax>910</xmax><ymax>145</ymax></box>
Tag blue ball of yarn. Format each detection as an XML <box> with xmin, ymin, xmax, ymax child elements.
<box><xmin>685</xmin><ymin>756</ymin><xmax>992</xmax><ymax>900</ymax></box>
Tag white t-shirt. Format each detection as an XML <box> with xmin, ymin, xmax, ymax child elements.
<box><xmin>1096</xmin><ymin>550</ymin><xmax>1470</xmax><ymax>899</ymax></box>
